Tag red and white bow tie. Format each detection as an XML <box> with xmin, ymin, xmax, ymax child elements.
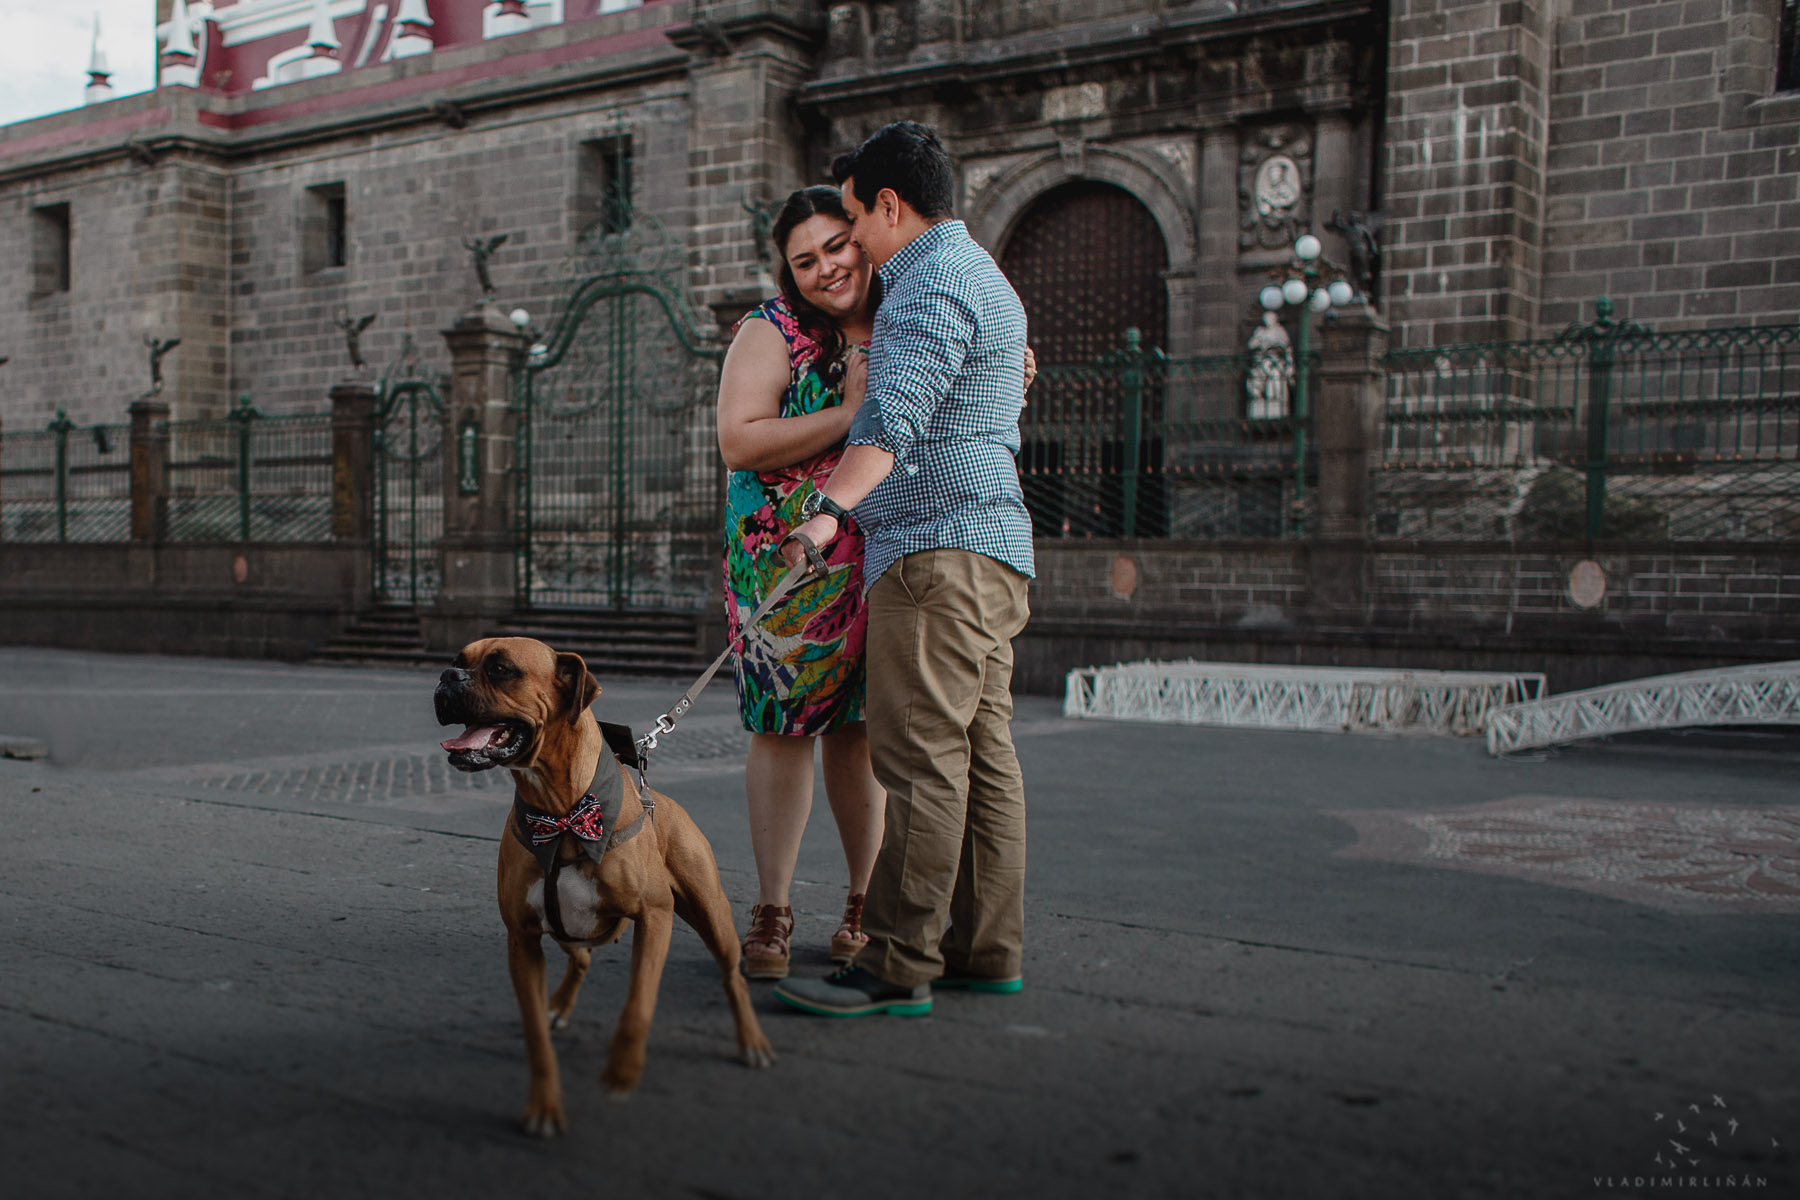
<box><xmin>519</xmin><ymin>794</ymin><xmax>607</xmax><ymax>846</ymax></box>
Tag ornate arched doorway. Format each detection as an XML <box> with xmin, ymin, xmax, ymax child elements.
<box><xmin>1001</xmin><ymin>182</ymin><xmax>1170</xmax><ymax>536</ymax></box>
<box><xmin>1001</xmin><ymin>181</ymin><xmax>1169</xmax><ymax>362</ymax></box>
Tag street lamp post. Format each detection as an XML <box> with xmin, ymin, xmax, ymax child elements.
<box><xmin>1258</xmin><ymin>234</ymin><xmax>1357</xmax><ymax>537</ymax></box>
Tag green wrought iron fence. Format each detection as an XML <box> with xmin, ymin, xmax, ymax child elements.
<box><xmin>1023</xmin><ymin>332</ymin><xmax>1317</xmax><ymax>540</ymax></box>
<box><xmin>0</xmin><ymin>411</ymin><xmax>133</xmax><ymax>542</ymax></box>
<box><xmin>372</xmin><ymin>369</ymin><xmax>446</xmax><ymax>606</ymax></box>
<box><xmin>164</xmin><ymin>397</ymin><xmax>335</xmax><ymax>542</ymax></box>
<box><xmin>517</xmin><ymin>200</ymin><xmax>725</xmax><ymax>610</ymax></box>
<box><xmin>517</xmin><ymin>282</ymin><xmax>723</xmax><ymax>608</ymax></box>
<box><xmin>1378</xmin><ymin>304</ymin><xmax>1800</xmax><ymax>542</ymax></box>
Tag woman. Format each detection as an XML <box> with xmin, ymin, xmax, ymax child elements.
<box><xmin>716</xmin><ymin>186</ymin><xmax>884</xmax><ymax>980</ymax></box>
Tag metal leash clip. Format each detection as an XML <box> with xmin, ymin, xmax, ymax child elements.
<box><xmin>634</xmin><ymin>713</ymin><xmax>676</xmax><ymax>759</ymax></box>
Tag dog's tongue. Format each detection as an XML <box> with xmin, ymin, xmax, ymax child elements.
<box><xmin>441</xmin><ymin>725</ymin><xmax>505</xmax><ymax>752</ymax></box>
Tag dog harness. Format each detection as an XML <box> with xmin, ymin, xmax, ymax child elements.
<box><xmin>509</xmin><ymin>723</ymin><xmax>653</xmax><ymax>944</ymax></box>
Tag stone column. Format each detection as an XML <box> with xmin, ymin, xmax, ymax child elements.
<box><xmin>428</xmin><ymin>301</ymin><xmax>525</xmax><ymax>650</ymax></box>
<box><xmin>329</xmin><ymin>379</ymin><xmax>377</xmax><ymax>542</ymax></box>
<box><xmin>676</xmin><ymin>13</ymin><xmax>816</xmax><ymax>322</ymax></box>
<box><xmin>1308</xmin><ymin>303</ymin><xmax>1389</xmax><ymax>616</ymax></box>
<box><xmin>1195</xmin><ymin>124</ymin><xmax>1240</xmax><ymax>355</ymax></box>
<box><xmin>1311</xmin><ymin>110</ymin><xmax>1360</xmax><ymax>277</ymax></box>
<box><xmin>128</xmin><ymin>398</ymin><xmax>170</xmax><ymax>543</ymax></box>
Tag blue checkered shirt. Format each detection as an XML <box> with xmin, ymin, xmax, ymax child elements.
<box><xmin>846</xmin><ymin>220</ymin><xmax>1034</xmax><ymax>589</ymax></box>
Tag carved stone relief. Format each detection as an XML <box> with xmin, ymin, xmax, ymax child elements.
<box><xmin>962</xmin><ymin>155</ymin><xmax>1025</xmax><ymax>209</ymax></box>
<box><xmin>1058</xmin><ymin>137</ymin><xmax>1088</xmax><ymax>177</ymax></box>
<box><xmin>1141</xmin><ymin>138</ymin><xmax>1196</xmax><ymax>195</ymax></box>
<box><xmin>1239</xmin><ymin>124</ymin><xmax>1313</xmax><ymax>250</ymax></box>
<box><xmin>1042</xmin><ymin>82</ymin><xmax>1106</xmax><ymax>124</ymax></box>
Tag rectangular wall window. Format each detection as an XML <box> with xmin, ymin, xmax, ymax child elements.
<box><xmin>303</xmin><ymin>182</ymin><xmax>348</xmax><ymax>274</ymax></box>
<box><xmin>30</xmin><ymin>202</ymin><xmax>71</xmax><ymax>296</ymax></box>
<box><xmin>1781</xmin><ymin>0</ymin><xmax>1800</xmax><ymax>92</ymax></box>
<box><xmin>575</xmin><ymin>136</ymin><xmax>633</xmax><ymax>239</ymax></box>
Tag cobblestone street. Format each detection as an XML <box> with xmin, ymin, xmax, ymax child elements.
<box><xmin>1</xmin><ymin>647</ymin><xmax>1796</xmax><ymax>1200</ymax></box>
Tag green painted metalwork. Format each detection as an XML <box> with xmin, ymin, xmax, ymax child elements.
<box><xmin>163</xmin><ymin>404</ymin><xmax>333</xmax><ymax>544</ymax></box>
<box><xmin>456</xmin><ymin>418</ymin><xmax>480</xmax><ymax>496</ymax></box>
<box><xmin>0</xmin><ymin>412</ymin><xmax>131</xmax><ymax>543</ymax></box>
<box><xmin>1119</xmin><ymin>328</ymin><xmax>1145</xmax><ymax>538</ymax></box>
<box><xmin>1560</xmin><ymin>297</ymin><xmax>1650</xmax><ymax>539</ymax></box>
<box><xmin>515</xmin><ymin>198</ymin><xmax>723</xmax><ymax>610</ymax></box>
<box><xmin>373</xmin><ymin>334</ymin><xmax>446</xmax><ymax>606</ymax></box>
<box><xmin>1379</xmin><ymin>301</ymin><xmax>1800</xmax><ymax>542</ymax></box>
<box><xmin>1022</xmin><ymin>333</ymin><xmax>1315</xmax><ymax>540</ymax></box>
<box><xmin>229</xmin><ymin>394</ymin><xmax>260</xmax><ymax>543</ymax></box>
<box><xmin>49</xmin><ymin>409</ymin><xmax>74</xmax><ymax>542</ymax></box>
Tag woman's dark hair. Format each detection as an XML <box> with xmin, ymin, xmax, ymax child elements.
<box><xmin>770</xmin><ymin>185</ymin><xmax>878</xmax><ymax>369</ymax></box>
<box><xmin>830</xmin><ymin>121</ymin><xmax>955</xmax><ymax>219</ymax></box>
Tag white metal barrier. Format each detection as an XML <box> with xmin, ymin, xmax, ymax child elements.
<box><xmin>1063</xmin><ymin>660</ymin><xmax>1546</xmax><ymax>737</ymax></box>
<box><xmin>1485</xmin><ymin>661</ymin><xmax>1800</xmax><ymax>755</ymax></box>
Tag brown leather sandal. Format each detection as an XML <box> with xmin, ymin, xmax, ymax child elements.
<box><xmin>829</xmin><ymin>892</ymin><xmax>869</xmax><ymax>964</ymax></box>
<box><xmin>741</xmin><ymin>904</ymin><xmax>793</xmax><ymax>980</ymax></box>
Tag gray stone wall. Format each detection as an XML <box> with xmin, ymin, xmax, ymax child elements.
<box><xmin>1383</xmin><ymin>0</ymin><xmax>1555</xmax><ymax>346</ymax></box>
<box><xmin>1540</xmin><ymin>0</ymin><xmax>1800</xmax><ymax>330</ymax></box>
<box><xmin>225</xmin><ymin>88</ymin><xmax>693</xmax><ymax>414</ymax></box>
<box><xmin>1012</xmin><ymin>541</ymin><xmax>1800</xmax><ymax>694</ymax></box>
<box><xmin>1385</xmin><ymin>0</ymin><xmax>1800</xmax><ymax>344</ymax></box>
<box><xmin>0</xmin><ymin>155</ymin><xmax>231</xmax><ymax>426</ymax></box>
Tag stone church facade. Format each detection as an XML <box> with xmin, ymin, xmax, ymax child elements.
<box><xmin>3</xmin><ymin>0</ymin><xmax>1791</xmax><ymax>425</ymax></box>
<box><xmin>1</xmin><ymin>0</ymin><xmax>1796</xmax><ymax>685</ymax></box>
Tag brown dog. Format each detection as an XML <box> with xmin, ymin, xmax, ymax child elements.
<box><xmin>434</xmin><ymin>637</ymin><xmax>773</xmax><ymax>1136</ymax></box>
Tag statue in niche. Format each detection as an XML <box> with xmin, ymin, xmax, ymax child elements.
<box><xmin>1245</xmin><ymin>312</ymin><xmax>1294</xmax><ymax>421</ymax></box>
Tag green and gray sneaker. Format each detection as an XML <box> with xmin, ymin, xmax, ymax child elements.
<box><xmin>772</xmin><ymin>965</ymin><xmax>932</xmax><ymax>1017</ymax></box>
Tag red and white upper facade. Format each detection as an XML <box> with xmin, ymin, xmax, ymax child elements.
<box><xmin>156</xmin><ymin>0</ymin><xmax>645</xmax><ymax>95</ymax></box>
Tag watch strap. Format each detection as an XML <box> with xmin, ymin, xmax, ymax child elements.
<box><xmin>804</xmin><ymin>489</ymin><xmax>851</xmax><ymax>525</ymax></box>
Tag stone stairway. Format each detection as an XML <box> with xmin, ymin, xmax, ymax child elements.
<box><xmin>310</xmin><ymin>608</ymin><xmax>434</xmax><ymax>665</ymax></box>
<box><xmin>481</xmin><ymin>608</ymin><xmax>711</xmax><ymax>677</ymax></box>
<box><xmin>311</xmin><ymin>607</ymin><xmax>713</xmax><ymax>677</ymax></box>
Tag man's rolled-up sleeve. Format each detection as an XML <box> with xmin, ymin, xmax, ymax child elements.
<box><xmin>847</xmin><ymin>280</ymin><xmax>977</xmax><ymax>472</ymax></box>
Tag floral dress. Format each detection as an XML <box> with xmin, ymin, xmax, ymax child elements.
<box><xmin>723</xmin><ymin>297</ymin><xmax>868</xmax><ymax>735</ymax></box>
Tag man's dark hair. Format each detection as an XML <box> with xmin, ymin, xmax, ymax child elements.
<box><xmin>830</xmin><ymin>122</ymin><xmax>955</xmax><ymax>219</ymax></box>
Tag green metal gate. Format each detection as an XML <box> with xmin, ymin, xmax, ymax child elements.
<box><xmin>372</xmin><ymin>338</ymin><xmax>446</xmax><ymax>605</ymax></box>
<box><xmin>516</xmin><ymin>228</ymin><xmax>721</xmax><ymax>610</ymax></box>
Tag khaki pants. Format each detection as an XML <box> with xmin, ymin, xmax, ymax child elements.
<box><xmin>857</xmin><ymin>548</ymin><xmax>1031</xmax><ymax>987</ymax></box>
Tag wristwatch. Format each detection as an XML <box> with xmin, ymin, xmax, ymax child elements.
<box><xmin>799</xmin><ymin>489</ymin><xmax>851</xmax><ymax>525</ymax></box>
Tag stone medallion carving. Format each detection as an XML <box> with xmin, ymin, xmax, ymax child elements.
<box><xmin>1239</xmin><ymin>125</ymin><xmax>1313</xmax><ymax>250</ymax></box>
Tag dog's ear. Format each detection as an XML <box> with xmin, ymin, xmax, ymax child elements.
<box><xmin>553</xmin><ymin>652</ymin><xmax>601</xmax><ymax>725</ymax></box>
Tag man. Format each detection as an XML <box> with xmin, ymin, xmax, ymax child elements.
<box><xmin>771</xmin><ymin>122</ymin><xmax>1033</xmax><ymax>1018</ymax></box>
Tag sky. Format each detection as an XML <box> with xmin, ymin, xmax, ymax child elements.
<box><xmin>0</xmin><ymin>0</ymin><xmax>157</xmax><ymax>128</ymax></box>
